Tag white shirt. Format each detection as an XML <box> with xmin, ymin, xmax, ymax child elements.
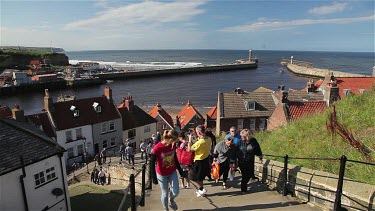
<box><xmin>98</xmin><ymin>170</ymin><xmax>105</xmax><ymax>177</ymax></box>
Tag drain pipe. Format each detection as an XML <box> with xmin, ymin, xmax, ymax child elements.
<box><xmin>19</xmin><ymin>156</ymin><xmax>29</xmax><ymax>211</ymax></box>
<box><xmin>58</xmin><ymin>153</ymin><xmax>69</xmax><ymax>211</ymax></box>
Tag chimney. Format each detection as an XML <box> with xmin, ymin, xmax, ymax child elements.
<box><xmin>44</xmin><ymin>89</ymin><xmax>53</xmax><ymax>111</ymax></box>
<box><xmin>249</xmin><ymin>50</ymin><xmax>252</xmax><ymax>62</ymax></box>
<box><xmin>12</xmin><ymin>104</ymin><xmax>25</xmax><ymax>122</ymax></box>
<box><xmin>372</xmin><ymin>66</ymin><xmax>375</xmax><ymax>77</ymax></box>
<box><xmin>307</xmin><ymin>79</ymin><xmax>315</xmax><ymax>92</ymax></box>
<box><xmin>125</xmin><ymin>95</ymin><xmax>134</xmax><ymax>112</ymax></box>
<box><xmin>104</xmin><ymin>86</ymin><xmax>113</xmax><ymax>102</ymax></box>
<box><xmin>278</xmin><ymin>85</ymin><xmax>285</xmax><ymax>91</ymax></box>
<box><xmin>281</xmin><ymin>91</ymin><xmax>288</xmax><ymax>103</ymax></box>
<box><xmin>157</xmin><ymin>103</ymin><xmax>162</xmax><ymax>111</ymax></box>
<box><xmin>187</xmin><ymin>100</ymin><xmax>191</xmax><ymax>107</ymax></box>
<box><xmin>324</xmin><ymin>82</ymin><xmax>339</xmax><ymax>106</ymax></box>
<box><xmin>235</xmin><ymin>87</ymin><xmax>244</xmax><ymax>95</ymax></box>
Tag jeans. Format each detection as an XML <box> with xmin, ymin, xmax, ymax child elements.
<box><xmin>238</xmin><ymin>161</ymin><xmax>254</xmax><ymax>192</ymax></box>
<box><xmin>156</xmin><ymin>170</ymin><xmax>179</xmax><ymax>210</ymax></box>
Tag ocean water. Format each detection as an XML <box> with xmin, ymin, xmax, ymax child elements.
<box><xmin>1</xmin><ymin>50</ymin><xmax>374</xmax><ymax>115</ymax></box>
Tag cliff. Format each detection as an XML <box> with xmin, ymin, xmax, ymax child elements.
<box><xmin>0</xmin><ymin>50</ymin><xmax>69</xmax><ymax>70</ymax></box>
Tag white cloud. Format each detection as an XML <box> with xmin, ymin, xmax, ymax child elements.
<box><xmin>221</xmin><ymin>14</ymin><xmax>375</xmax><ymax>32</ymax></box>
<box><xmin>64</xmin><ymin>1</ymin><xmax>206</xmax><ymax>30</ymax></box>
<box><xmin>309</xmin><ymin>2</ymin><xmax>349</xmax><ymax>15</ymax></box>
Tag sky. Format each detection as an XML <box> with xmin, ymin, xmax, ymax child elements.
<box><xmin>0</xmin><ymin>0</ymin><xmax>374</xmax><ymax>52</ymax></box>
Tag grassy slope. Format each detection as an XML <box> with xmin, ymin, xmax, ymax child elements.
<box><xmin>254</xmin><ymin>87</ymin><xmax>375</xmax><ymax>184</ymax></box>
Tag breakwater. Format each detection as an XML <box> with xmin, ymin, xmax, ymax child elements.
<box><xmin>92</xmin><ymin>62</ymin><xmax>258</xmax><ymax>80</ymax></box>
<box><xmin>286</xmin><ymin>63</ymin><xmax>368</xmax><ymax>78</ymax></box>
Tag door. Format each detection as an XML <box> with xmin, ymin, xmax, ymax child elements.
<box><xmin>94</xmin><ymin>143</ymin><xmax>99</xmax><ymax>155</ymax></box>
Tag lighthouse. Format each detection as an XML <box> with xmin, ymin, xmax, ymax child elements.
<box><xmin>249</xmin><ymin>50</ymin><xmax>252</xmax><ymax>62</ymax></box>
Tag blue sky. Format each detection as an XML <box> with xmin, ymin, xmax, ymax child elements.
<box><xmin>1</xmin><ymin>0</ymin><xmax>374</xmax><ymax>52</ymax></box>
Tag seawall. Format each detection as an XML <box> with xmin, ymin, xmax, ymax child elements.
<box><xmin>93</xmin><ymin>62</ymin><xmax>258</xmax><ymax>80</ymax></box>
<box><xmin>287</xmin><ymin>64</ymin><xmax>367</xmax><ymax>78</ymax></box>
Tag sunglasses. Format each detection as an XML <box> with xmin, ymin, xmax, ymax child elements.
<box><xmin>230</xmin><ymin>131</ymin><xmax>235</xmax><ymax>133</ymax></box>
<box><xmin>226</xmin><ymin>138</ymin><xmax>233</xmax><ymax>141</ymax></box>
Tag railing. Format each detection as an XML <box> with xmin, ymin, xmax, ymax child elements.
<box><xmin>263</xmin><ymin>154</ymin><xmax>375</xmax><ymax>211</ymax></box>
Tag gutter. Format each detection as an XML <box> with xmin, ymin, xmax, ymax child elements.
<box><xmin>19</xmin><ymin>156</ymin><xmax>29</xmax><ymax>211</ymax></box>
<box><xmin>58</xmin><ymin>153</ymin><xmax>69</xmax><ymax>211</ymax></box>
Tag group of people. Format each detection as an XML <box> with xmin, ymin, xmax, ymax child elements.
<box><xmin>150</xmin><ymin>125</ymin><xmax>263</xmax><ymax>211</ymax></box>
<box><xmin>90</xmin><ymin>166</ymin><xmax>107</xmax><ymax>186</ymax></box>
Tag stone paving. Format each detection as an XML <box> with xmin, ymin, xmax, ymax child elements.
<box><xmin>139</xmin><ymin>176</ymin><xmax>321</xmax><ymax>211</ymax></box>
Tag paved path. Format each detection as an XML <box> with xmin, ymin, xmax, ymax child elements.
<box><xmin>139</xmin><ymin>178</ymin><xmax>320</xmax><ymax>211</ymax></box>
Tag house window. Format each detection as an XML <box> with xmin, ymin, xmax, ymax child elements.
<box><xmin>244</xmin><ymin>100</ymin><xmax>256</xmax><ymax>110</ymax></box>
<box><xmin>77</xmin><ymin>144</ymin><xmax>83</xmax><ymax>156</ymax></box>
<box><xmin>103</xmin><ymin>140</ymin><xmax>108</xmax><ymax>149</ymax></box>
<box><xmin>66</xmin><ymin>130</ymin><xmax>72</xmax><ymax>142</ymax></box>
<box><xmin>45</xmin><ymin>167</ymin><xmax>56</xmax><ymax>182</ymax></box>
<box><xmin>109</xmin><ymin>121</ymin><xmax>115</xmax><ymax>131</ymax></box>
<box><xmin>259</xmin><ymin>118</ymin><xmax>266</xmax><ymax>131</ymax></box>
<box><xmin>162</xmin><ymin>125</ymin><xmax>167</xmax><ymax>130</ymax></box>
<box><xmin>128</xmin><ymin>129</ymin><xmax>136</xmax><ymax>138</ymax></box>
<box><xmin>73</xmin><ymin>110</ymin><xmax>79</xmax><ymax>117</ymax></box>
<box><xmin>144</xmin><ymin>125</ymin><xmax>150</xmax><ymax>133</ymax></box>
<box><xmin>96</xmin><ymin>105</ymin><xmax>102</xmax><ymax>113</ymax></box>
<box><xmin>359</xmin><ymin>89</ymin><xmax>366</xmax><ymax>94</ymax></box>
<box><xmin>343</xmin><ymin>89</ymin><xmax>351</xmax><ymax>96</ymax></box>
<box><xmin>111</xmin><ymin>137</ymin><xmax>116</xmax><ymax>146</ymax></box>
<box><xmin>34</xmin><ymin>171</ymin><xmax>45</xmax><ymax>187</ymax></box>
<box><xmin>67</xmin><ymin>147</ymin><xmax>74</xmax><ymax>158</ymax></box>
<box><xmin>101</xmin><ymin>123</ymin><xmax>107</xmax><ymax>133</ymax></box>
<box><xmin>250</xmin><ymin>119</ymin><xmax>255</xmax><ymax>131</ymax></box>
<box><xmin>237</xmin><ymin>119</ymin><xmax>244</xmax><ymax>130</ymax></box>
<box><xmin>76</xmin><ymin>128</ymin><xmax>82</xmax><ymax>139</ymax></box>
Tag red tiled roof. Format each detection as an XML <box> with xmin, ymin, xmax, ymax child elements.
<box><xmin>26</xmin><ymin>112</ymin><xmax>56</xmax><ymax>137</ymax></box>
<box><xmin>334</xmin><ymin>77</ymin><xmax>375</xmax><ymax>99</ymax></box>
<box><xmin>51</xmin><ymin>96</ymin><xmax>121</xmax><ymax>130</ymax></box>
<box><xmin>177</xmin><ymin>101</ymin><xmax>203</xmax><ymax>129</ymax></box>
<box><xmin>314</xmin><ymin>79</ymin><xmax>324</xmax><ymax>88</ymax></box>
<box><xmin>288</xmin><ymin>101</ymin><xmax>327</xmax><ymax>121</ymax></box>
<box><xmin>149</xmin><ymin>104</ymin><xmax>174</xmax><ymax>128</ymax></box>
<box><xmin>206</xmin><ymin>106</ymin><xmax>217</xmax><ymax>119</ymax></box>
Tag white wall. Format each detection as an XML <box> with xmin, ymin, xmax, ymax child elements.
<box><xmin>0</xmin><ymin>155</ymin><xmax>70</xmax><ymax>211</ymax></box>
<box><xmin>122</xmin><ymin>122</ymin><xmax>156</xmax><ymax>150</ymax></box>
<box><xmin>56</xmin><ymin>125</ymin><xmax>93</xmax><ymax>165</ymax></box>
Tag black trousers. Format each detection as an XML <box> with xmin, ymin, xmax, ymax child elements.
<box><xmin>219</xmin><ymin>160</ymin><xmax>230</xmax><ymax>183</ymax></box>
<box><xmin>238</xmin><ymin>160</ymin><xmax>255</xmax><ymax>192</ymax></box>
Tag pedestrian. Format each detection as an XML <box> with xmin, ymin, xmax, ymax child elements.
<box><xmin>151</xmin><ymin>129</ymin><xmax>183</xmax><ymax>211</ymax></box>
<box><xmin>98</xmin><ymin>167</ymin><xmax>106</xmax><ymax>186</ymax></box>
<box><xmin>119</xmin><ymin>142</ymin><xmax>126</xmax><ymax>161</ymax></box>
<box><xmin>91</xmin><ymin>169</ymin><xmax>95</xmax><ymax>183</ymax></box>
<box><xmin>213</xmin><ymin>135</ymin><xmax>237</xmax><ymax>189</ymax></box>
<box><xmin>227</xmin><ymin>126</ymin><xmax>242</xmax><ymax>180</ymax></box>
<box><xmin>151</xmin><ymin>134</ymin><xmax>157</xmax><ymax>144</ymax></box>
<box><xmin>145</xmin><ymin>140</ymin><xmax>153</xmax><ymax>164</ymax></box>
<box><xmin>156</xmin><ymin>131</ymin><xmax>161</xmax><ymax>144</ymax></box>
<box><xmin>100</xmin><ymin>148</ymin><xmax>107</xmax><ymax>164</ymax></box>
<box><xmin>188</xmin><ymin>125</ymin><xmax>212</xmax><ymax>197</ymax></box>
<box><xmin>237</xmin><ymin>129</ymin><xmax>263</xmax><ymax>194</ymax></box>
<box><xmin>94</xmin><ymin>168</ymin><xmax>99</xmax><ymax>184</ymax></box>
<box><xmin>176</xmin><ymin>131</ymin><xmax>192</xmax><ymax>188</ymax></box>
<box><xmin>125</xmin><ymin>143</ymin><xmax>135</xmax><ymax>165</ymax></box>
<box><xmin>205</xmin><ymin>129</ymin><xmax>217</xmax><ymax>181</ymax></box>
<box><xmin>140</xmin><ymin>140</ymin><xmax>147</xmax><ymax>160</ymax></box>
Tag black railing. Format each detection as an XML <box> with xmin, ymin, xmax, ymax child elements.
<box><xmin>262</xmin><ymin>154</ymin><xmax>375</xmax><ymax>211</ymax></box>
<box><xmin>128</xmin><ymin>163</ymin><xmax>149</xmax><ymax>211</ymax></box>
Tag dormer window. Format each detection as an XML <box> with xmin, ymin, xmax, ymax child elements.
<box><xmin>93</xmin><ymin>102</ymin><xmax>101</xmax><ymax>113</ymax></box>
<box><xmin>244</xmin><ymin>100</ymin><xmax>256</xmax><ymax>110</ymax></box>
<box><xmin>343</xmin><ymin>89</ymin><xmax>351</xmax><ymax>96</ymax></box>
<box><xmin>70</xmin><ymin>105</ymin><xmax>79</xmax><ymax>117</ymax></box>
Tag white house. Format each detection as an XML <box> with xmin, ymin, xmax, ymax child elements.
<box><xmin>0</xmin><ymin>118</ymin><xmax>70</xmax><ymax>211</ymax></box>
<box><xmin>118</xmin><ymin>96</ymin><xmax>157</xmax><ymax>151</ymax></box>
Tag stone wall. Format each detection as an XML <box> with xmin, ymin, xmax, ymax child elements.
<box><xmin>287</xmin><ymin>64</ymin><xmax>366</xmax><ymax>78</ymax></box>
<box><xmin>254</xmin><ymin>158</ymin><xmax>375</xmax><ymax>210</ymax></box>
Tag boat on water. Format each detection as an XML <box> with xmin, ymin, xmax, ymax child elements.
<box><xmin>106</xmin><ymin>80</ymin><xmax>114</xmax><ymax>83</ymax></box>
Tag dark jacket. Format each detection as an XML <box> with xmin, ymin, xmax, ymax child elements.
<box><xmin>236</xmin><ymin>137</ymin><xmax>262</xmax><ymax>163</ymax></box>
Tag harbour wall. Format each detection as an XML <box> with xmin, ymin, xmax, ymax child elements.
<box><xmin>93</xmin><ymin>62</ymin><xmax>258</xmax><ymax>80</ymax></box>
<box><xmin>286</xmin><ymin>64</ymin><xmax>367</xmax><ymax>78</ymax></box>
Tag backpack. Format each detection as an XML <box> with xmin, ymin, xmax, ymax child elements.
<box><xmin>176</xmin><ymin>148</ymin><xmax>194</xmax><ymax>166</ymax></box>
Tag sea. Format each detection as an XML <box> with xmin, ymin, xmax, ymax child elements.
<box><xmin>1</xmin><ymin>50</ymin><xmax>374</xmax><ymax>115</ymax></box>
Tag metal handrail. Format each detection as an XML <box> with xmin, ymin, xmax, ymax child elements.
<box><xmin>262</xmin><ymin>154</ymin><xmax>375</xmax><ymax>211</ymax></box>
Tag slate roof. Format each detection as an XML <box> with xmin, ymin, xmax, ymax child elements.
<box><xmin>206</xmin><ymin>106</ymin><xmax>217</xmax><ymax>119</ymax></box>
<box><xmin>273</xmin><ymin>90</ymin><xmax>324</xmax><ymax>103</ymax></box>
<box><xmin>0</xmin><ymin>118</ymin><xmax>65</xmax><ymax>176</ymax></box>
<box><xmin>288</xmin><ymin>101</ymin><xmax>327</xmax><ymax>121</ymax></box>
<box><xmin>26</xmin><ymin>112</ymin><xmax>56</xmax><ymax>137</ymax></box>
<box><xmin>334</xmin><ymin>77</ymin><xmax>375</xmax><ymax>99</ymax></box>
<box><xmin>177</xmin><ymin>101</ymin><xmax>203</xmax><ymax>128</ymax></box>
<box><xmin>51</xmin><ymin>96</ymin><xmax>121</xmax><ymax>130</ymax></box>
<box><xmin>220</xmin><ymin>92</ymin><xmax>276</xmax><ymax>118</ymax></box>
<box><xmin>118</xmin><ymin>105</ymin><xmax>157</xmax><ymax>131</ymax></box>
<box><xmin>149</xmin><ymin>104</ymin><xmax>174</xmax><ymax>128</ymax></box>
